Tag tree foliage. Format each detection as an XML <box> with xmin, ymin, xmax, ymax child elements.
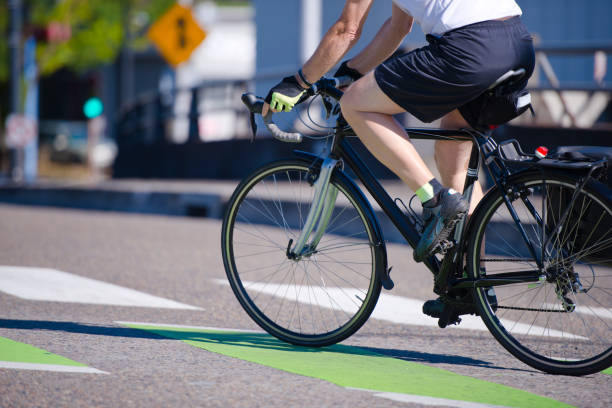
<box><xmin>0</xmin><ymin>0</ymin><xmax>175</xmax><ymax>81</ymax></box>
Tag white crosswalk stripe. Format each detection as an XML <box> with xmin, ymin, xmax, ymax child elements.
<box><xmin>0</xmin><ymin>361</ymin><xmax>108</xmax><ymax>374</ymax></box>
<box><xmin>0</xmin><ymin>266</ymin><xmax>201</xmax><ymax>310</ymax></box>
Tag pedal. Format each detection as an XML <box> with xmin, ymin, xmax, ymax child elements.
<box><xmin>438</xmin><ymin>304</ymin><xmax>462</xmax><ymax>328</ymax></box>
<box><xmin>423</xmin><ymin>299</ymin><xmax>444</xmax><ymax>318</ymax></box>
<box><xmin>436</xmin><ymin>240</ymin><xmax>454</xmax><ymax>255</ymax></box>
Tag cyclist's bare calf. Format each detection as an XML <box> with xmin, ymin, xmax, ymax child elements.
<box><xmin>438</xmin><ymin>111</ymin><xmax>484</xmax><ymax>214</ymax></box>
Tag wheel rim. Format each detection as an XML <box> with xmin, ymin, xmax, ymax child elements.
<box><xmin>472</xmin><ymin>177</ymin><xmax>612</xmax><ymax>369</ymax></box>
<box><xmin>224</xmin><ymin>163</ymin><xmax>378</xmax><ymax>342</ymax></box>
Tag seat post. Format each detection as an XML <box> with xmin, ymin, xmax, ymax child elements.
<box><xmin>462</xmin><ymin>139</ymin><xmax>482</xmax><ymax>197</ymax></box>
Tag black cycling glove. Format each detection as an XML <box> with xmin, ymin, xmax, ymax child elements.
<box><xmin>333</xmin><ymin>60</ymin><xmax>363</xmax><ymax>81</ymax></box>
<box><xmin>265</xmin><ymin>76</ymin><xmax>308</xmax><ymax>112</ymax></box>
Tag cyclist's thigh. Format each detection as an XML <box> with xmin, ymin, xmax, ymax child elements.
<box><xmin>340</xmin><ymin>71</ymin><xmax>405</xmax><ymax>115</ymax></box>
<box><xmin>440</xmin><ymin>109</ymin><xmax>469</xmax><ymax>129</ymax></box>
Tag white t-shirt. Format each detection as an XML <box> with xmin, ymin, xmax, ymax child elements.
<box><xmin>392</xmin><ymin>0</ymin><xmax>522</xmax><ymax>36</ymax></box>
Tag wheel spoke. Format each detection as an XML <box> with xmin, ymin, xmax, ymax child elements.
<box><xmin>222</xmin><ymin>162</ymin><xmax>379</xmax><ymax>345</ymax></box>
<box><xmin>470</xmin><ymin>174</ymin><xmax>612</xmax><ymax>374</ymax></box>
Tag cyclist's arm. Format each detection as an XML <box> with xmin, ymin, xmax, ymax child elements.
<box><xmin>298</xmin><ymin>0</ymin><xmax>374</xmax><ymax>86</ymax></box>
<box><xmin>346</xmin><ymin>3</ymin><xmax>413</xmax><ymax>75</ymax></box>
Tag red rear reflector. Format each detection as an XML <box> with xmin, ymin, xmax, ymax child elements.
<box><xmin>535</xmin><ymin>146</ymin><xmax>549</xmax><ymax>159</ymax></box>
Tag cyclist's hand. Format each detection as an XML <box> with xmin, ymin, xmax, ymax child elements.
<box><xmin>334</xmin><ymin>60</ymin><xmax>363</xmax><ymax>83</ymax></box>
<box><xmin>263</xmin><ymin>76</ymin><xmax>308</xmax><ymax>115</ymax></box>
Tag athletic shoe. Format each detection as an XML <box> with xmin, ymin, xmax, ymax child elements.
<box><xmin>413</xmin><ymin>188</ymin><xmax>469</xmax><ymax>262</ymax></box>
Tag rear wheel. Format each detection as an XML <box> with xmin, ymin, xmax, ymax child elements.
<box><xmin>222</xmin><ymin>159</ymin><xmax>383</xmax><ymax>347</ymax></box>
<box><xmin>467</xmin><ymin>170</ymin><xmax>612</xmax><ymax>375</ymax></box>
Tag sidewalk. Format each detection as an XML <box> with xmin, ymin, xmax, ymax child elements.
<box><xmin>0</xmin><ymin>178</ymin><xmax>421</xmax><ymax>243</ymax></box>
<box><xmin>0</xmin><ymin>179</ymin><xmax>232</xmax><ymax>218</ymax></box>
<box><xmin>0</xmin><ymin>177</ymin><xmax>420</xmax><ymax>212</ymax></box>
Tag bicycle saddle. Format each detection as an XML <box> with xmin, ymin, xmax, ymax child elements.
<box><xmin>488</xmin><ymin>68</ymin><xmax>526</xmax><ymax>90</ymax></box>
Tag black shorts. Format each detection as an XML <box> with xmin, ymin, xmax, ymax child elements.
<box><xmin>374</xmin><ymin>16</ymin><xmax>535</xmax><ymax>123</ymax></box>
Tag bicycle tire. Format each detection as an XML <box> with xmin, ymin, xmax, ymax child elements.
<box><xmin>222</xmin><ymin>159</ymin><xmax>384</xmax><ymax>347</ymax></box>
<box><xmin>466</xmin><ymin>169</ymin><xmax>612</xmax><ymax>375</ymax></box>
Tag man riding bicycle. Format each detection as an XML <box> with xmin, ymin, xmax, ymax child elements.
<box><xmin>264</xmin><ymin>0</ymin><xmax>534</xmax><ymax>264</ymax></box>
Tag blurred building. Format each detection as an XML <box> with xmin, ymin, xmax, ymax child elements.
<box><xmin>252</xmin><ymin>0</ymin><xmax>612</xmax><ymax>129</ymax></box>
<box><xmin>519</xmin><ymin>0</ymin><xmax>611</xmax><ymax>84</ymax></box>
<box><xmin>115</xmin><ymin>0</ymin><xmax>612</xmax><ymax>144</ymax></box>
<box><xmin>27</xmin><ymin>0</ymin><xmax>611</xmax><ymax>180</ymax></box>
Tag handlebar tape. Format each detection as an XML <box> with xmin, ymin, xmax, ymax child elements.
<box><xmin>241</xmin><ymin>92</ymin><xmax>303</xmax><ymax>143</ymax></box>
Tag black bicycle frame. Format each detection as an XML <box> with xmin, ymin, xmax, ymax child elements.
<box><xmin>326</xmin><ymin>127</ymin><xmax>479</xmax><ymax>278</ymax></box>
<box><xmin>299</xmin><ymin>82</ymin><xmax>605</xmax><ymax>293</ymax></box>
<box><xmin>316</xmin><ymin>123</ymin><xmax>583</xmax><ymax>292</ymax></box>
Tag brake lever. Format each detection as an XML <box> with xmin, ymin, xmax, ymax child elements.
<box><xmin>322</xmin><ymin>96</ymin><xmax>333</xmax><ymax>120</ymax></box>
<box><xmin>249</xmin><ymin>112</ymin><xmax>258</xmax><ymax>143</ymax></box>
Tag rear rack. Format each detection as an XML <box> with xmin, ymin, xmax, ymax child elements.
<box><xmin>498</xmin><ymin>139</ymin><xmax>608</xmax><ymax>170</ymax></box>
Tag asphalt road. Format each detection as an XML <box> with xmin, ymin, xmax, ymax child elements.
<box><xmin>0</xmin><ymin>204</ymin><xmax>610</xmax><ymax>408</ymax></box>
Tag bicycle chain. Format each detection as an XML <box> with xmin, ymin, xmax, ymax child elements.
<box><xmin>439</xmin><ymin>301</ymin><xmax>568</xmax><ymax>314</ymax></box>
<box><xmin>496</xmin><ymin>305</ymin><xmax>568</xmax><ymax>313</ymax></box>
<box><xmin>481</xmin><ymin>258</ymin><xmax>534</xmax><ymax>262</ymax></box>
<box><xmin>479</xmin><ymin>259</ymin><xmax>577</xmax><ymax>313</ymax></box>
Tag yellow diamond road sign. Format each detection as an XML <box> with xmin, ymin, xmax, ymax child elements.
<box><xmin>148</xmin><ymin>3</ymin><xmax>207</xmax><ymax>67</ymax></box>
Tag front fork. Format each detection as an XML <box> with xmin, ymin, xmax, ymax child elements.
<box><xmin>289</xmin><ymin>156</ymin><xmax>339</xmax><ymax>258</ymax></box>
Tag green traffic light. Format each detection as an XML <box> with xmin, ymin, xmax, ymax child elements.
<box><xmin>83</xmin><ymin>97</ymin><xmax>103</xmax><ymax>119</ymax></box>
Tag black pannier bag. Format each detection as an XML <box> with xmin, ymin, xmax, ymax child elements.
<box><xmin>546</xmin><ymin>146</ymin><xmax>612</xmax><ymax>267</ymax></box>
<box><xmin>459</xmin><ymin>76</ymin><xmax>533</xmax><ymax>130</ymax></box>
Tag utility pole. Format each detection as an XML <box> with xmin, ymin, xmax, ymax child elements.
<box><xmin>7</xmin><ymin>0</ymin><xmax>23</xmax><ymax>180</ymax></box>
<box><xmin>300</xmin><ymin>0</ymin><xmax>322</xmax><ymax>64</ymax></box>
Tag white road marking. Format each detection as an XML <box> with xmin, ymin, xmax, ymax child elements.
<box><xmin>350</xmin><ymin>387</ymin><xmax>512</xmax><ymax>408</ymax></box>
<box><xmin>116</xmin><ymin>321</ymin><xmax>264</xmax><ymax>333</ymax></box>
<box><xmin>0</xmin><ymin>266</ymin><xmax>201</xmax><ymax>310</ymax></box>
<box><xmin>0</xmin><ymin>361</ymin><xmax>108</xmax><ymax>374</ymax></box>
<box><xmin>216</xmin><ymin>279</ymin><xmax>587</xmax><ymax>339</ymax></box>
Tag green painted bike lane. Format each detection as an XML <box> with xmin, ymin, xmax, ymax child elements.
<box><xmin>0</xmin><ymin>336</ymin><xmax>86</xmax><ymax>366</ymax></box>
<box><xmin>0</xmin><ymin>335</ymin><xmax>105</xmax><ymax>373</ymax></box>
<box><xmin>123</xmin><ymin>323</ymin><xmax>576</xmax><ymax>408</ymax></box>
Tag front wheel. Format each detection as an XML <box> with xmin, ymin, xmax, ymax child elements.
<box><xmin>222</xmin><ymin>159</ymin><xmax>384</xmax><ymax>347</ymax></box>
<box><xmin>467</xmin><ymin>170</ymin><xmax>612</xmax><ymax>375</ymax></box>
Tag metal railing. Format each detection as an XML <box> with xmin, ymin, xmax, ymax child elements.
<box><xmin>116</xmin><ymin>79</ymin><xmax>252</xmax><ymax>146</ymax></box>
<box><xmin>116</xmin><ymin>42</ymin><xmax>612</xmax><ymax>145</ymax></box>
<box><xmin>530</xmin><ymin>42</ymin><xmax>612</xmax><ymax>127</ymax></box>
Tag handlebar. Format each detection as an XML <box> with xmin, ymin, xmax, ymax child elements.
<box><xmin>241</xmin><ymin>76</ymin><xmax>353</xmax><ymax>143</ymax></box>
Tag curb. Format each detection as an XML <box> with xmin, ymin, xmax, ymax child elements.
<box><xmin>0</xmin><ymin>185</ymin><xmax>224</xmax><ymax>218</ymax></box>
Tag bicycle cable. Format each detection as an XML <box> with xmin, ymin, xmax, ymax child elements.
<box><xmin>293</xmin><ymin>94</ymin><xmax>337</xmax><ymax>139</ymax></box>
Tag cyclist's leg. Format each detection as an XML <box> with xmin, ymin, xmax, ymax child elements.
<box><xmin>340</xmin><ymin>71</ymin><xmax>435</xmax><ymax>192</ymax></box>
<box><xmin>438</xmin><ymin>110</ymin><xmax>486</xmax><ymax>263</ymax></box>
<box><xmin>437</xmin><ymin>109</ymin><xmax>484</xmax><ymax>214</ymax></box>
<box><xmin>342</xmin><ymin>73</ymin><xmax>470</xmax><ymax>261</ymax></box>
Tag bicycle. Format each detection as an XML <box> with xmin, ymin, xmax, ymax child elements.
<box><xmin>221</xmin><ymin>74</ymin><xmax>612</xmax><ymax>376</ymax></box>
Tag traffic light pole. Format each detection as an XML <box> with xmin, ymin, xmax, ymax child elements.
<box><xmin>8</xmin><ymin>0</ymin><xmax>22</xmax><ymax>181</ymax></box>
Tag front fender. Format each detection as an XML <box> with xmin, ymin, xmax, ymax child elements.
<box><xmin>293</xmin><ymin>149</ymin><xmax>393</xmax><ymax>290</ymax></box>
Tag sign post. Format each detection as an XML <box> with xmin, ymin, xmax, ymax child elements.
<box><xmin>7</xmin><ymin>0</ymin><xmax>22</xmax><ymax>181</ymax></box>
<box><xmin>23</xmin><ymin>36</ymin><xmax>39</xmax><ymax>182</ymax></box>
